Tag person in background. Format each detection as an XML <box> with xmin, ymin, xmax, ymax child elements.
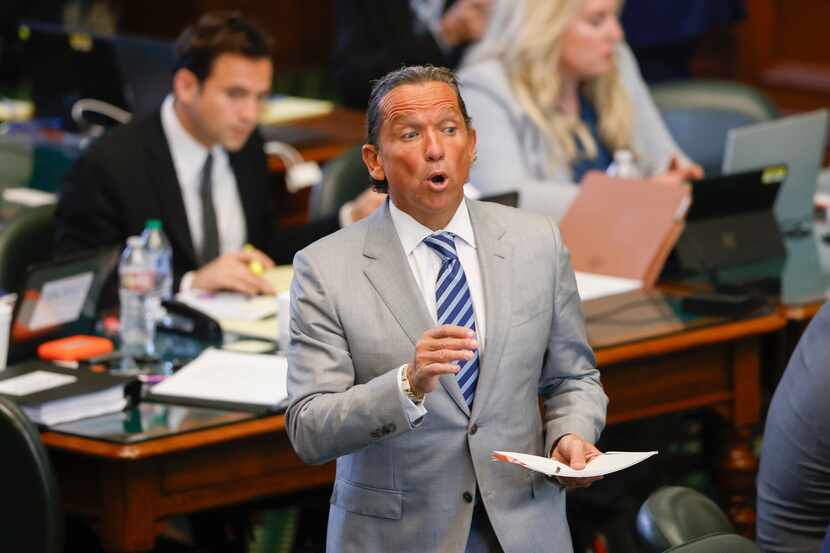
<box><xmin>286</xmin><ymin>65</ymin><xmax>607</xmax><ymax>552</ymax></box>
<box><xmin>457</xmin><ymin>0</ymin><xmax>703</xmax><ymax>221</ymax></box>
<box><xmin>620</xmin><ymin>0</ymin><xmax>745</xmax><ymax>83</ymax></box>
<box><xmin>55</xmin><ymin>11</ymin><xmax>383</xmax><ymax>302</ymax></box>
<box><xmin>756</xmin><ymin>300</ymin><xmax>830</xmax><ymax>553</ymax></box>
<box><xmin>332</xmin><ymin>0</ymin><xmax>492</xmax><ymax>108</ymax></box>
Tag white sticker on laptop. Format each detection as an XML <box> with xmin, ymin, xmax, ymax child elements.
<box><xmin>28</xmin><ymin>272</ymin><xmax>95</xmax><ymax>330</ymax></box>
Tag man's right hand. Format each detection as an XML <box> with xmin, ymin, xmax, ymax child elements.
<box><xmin>440</xmin><ymin>0</ymin><xmax>492</xmax><ymax>47</ymax></box>
<box><xmin>407</xmin><ymin>325</ymin><xmax>478</xmax><ymax>396</ymax></box>
<box><xmin>191</xmin><ymin>248</ymin><xmax>275</xmax><ymax>296</ymax></box>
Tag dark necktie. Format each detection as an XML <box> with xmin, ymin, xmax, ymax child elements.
<box><xmin>423</xmin><ymin>231</ymin><xmax>479</xmax><ymax>407</ymax></box>
<box><xmin>199</xmin><ymin>153</ymin><xmax>220</xmax><ymax>265</ymax></box>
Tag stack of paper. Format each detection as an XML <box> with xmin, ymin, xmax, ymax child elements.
<box><xmin>147</xmin><ymin>348</ymin><xmax>289</xmax><ymax>412</ymax></box>
<box><xmin>176</xmin><ymin>266</ymin><xmax>294</xmax><ymax>342</ymax></box>
<box><xmin>260</xmin><ymin>96</ymin><xmax>334</xmax><ymax>125</ymax></box>
<box><xmin>574</xmin><ymin>272</ymin><xmax>642</xmax><ymax>302</ymax></box>
<box><xmin>0</xmin><ymin>361</ymin><xmax>138</xmax><ymax>426</ymax></box>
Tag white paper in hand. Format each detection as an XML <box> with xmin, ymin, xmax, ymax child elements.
<box><xmin>492</xmin><ymin>450</ymin><xmax>658</xmax><ymax>478</ymax></box>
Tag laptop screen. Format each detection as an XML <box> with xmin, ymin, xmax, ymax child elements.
<box><xmin>9</xmin><ymin>247</ymin><xmax>118</xmax><ymax>362</ymax></box>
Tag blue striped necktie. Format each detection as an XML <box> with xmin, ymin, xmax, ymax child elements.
<box><xmin>423</xmin><ymin>232</ymin><xmax>479</xmax><ymax>408</ymax></box>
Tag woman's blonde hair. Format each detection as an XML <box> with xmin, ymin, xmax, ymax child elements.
<box><xmin>504</xmin><ymin>0</ymin><xmax>633</xmax><ymax>163</ymax></box>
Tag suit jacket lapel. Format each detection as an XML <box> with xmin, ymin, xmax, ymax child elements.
<box><xmin>229</xmin><ymin>150</ymin><xmax>258</xmax><ymax>246</ymax></box>
<box><xmin>362</xmin><ymin>202</ymin><xmax>471</xmax><ymax>416</ymax></box>
<box><xmin>146</xmin><ymin>114</ymin><xmax>199</xmax><ymax>270</ymax></box>
<box><xmin>467</xmin><ymin>200</ymin><xmax>511</xmax><ymax>419</ymax></box>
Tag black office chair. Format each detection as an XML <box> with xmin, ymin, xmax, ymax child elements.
<box><xmin>650</xmin><ymin>80</ymin><xmax>778</xmax><ymax>177</ymax></box>
<box><xmin>664</xmin><ymin>533</ymin><xmax>762</xmax><ymax>553</ymax></box>
<box><xmin>637</xmin><ymin>486</ymin><xmax>735</xmax><ymax>553</ymax></box>
<box><xmin>307</xmin><ymin>145</ymin><xmax>372</xmax><ymax>222</ymax></box>
<box><xmin>0</xmin><ymin>396</ymin><xmax>63</xmax><ymax>553</ymax></box>
<box><xmin>0</xmin><ymin>204</ymin><xmax>56</xmax><ymax>294</ymax></box>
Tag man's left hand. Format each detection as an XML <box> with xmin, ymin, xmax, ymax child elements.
<box><xmin>550</xmin><ymin>433</ymin><xmax>603</xmax><ymax>489</ymax></box>
<box><xmin>350</xmin><ymin>188</ymin><xmax>386</xmax><ymax>222</ymax></box>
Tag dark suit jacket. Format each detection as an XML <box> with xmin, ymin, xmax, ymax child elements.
<box><xmin>55</xmin><ymin>110</ymin><xmax>339</xmax><ymax>304</ymax></box>
<box><xmin>332</xmin><ymin>0</ymin><xmax>467</xmax><ymax>108</ymax></box>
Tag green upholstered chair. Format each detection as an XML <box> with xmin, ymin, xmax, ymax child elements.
<box><xmin>664</xmin><ymin>534</ymin><xmax>762</xmax><ymax>553</ymax></box>
<box><xmin>637</xmin><ymin>486</ymin><xmax>735</xmax><ymax>553</ymax></box>
<box><xmin>308</xmin><ymin>145</ymin><xmax>372</xmax><ymax>222</ymax></box>
<box><xmin>0</xmin><ymin>204</ymin><xmax>56</xmax><ymax>294</ymax></box>
<box><xmin>0</xmin><ymin>135</ymin><xmax>34</xmax><ymax>187</ymax></box>
<box><xmin>650</xmin><ymin>80</ymin><xmax>779</xmax><ymax>176</ymax></box>
<box><xmin>0</xmin><ymin>395</ymin><xmax>63</xmax><ymax>553</ymax></box>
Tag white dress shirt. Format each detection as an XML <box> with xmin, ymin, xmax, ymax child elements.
<box><xmin>160</xmin><ymin>95</ymin><xmax>247</xmax><ymax>261</ymax></box>
<box><xmin>389</xmin><ymin>197</ymin><xmax>486</xmax><ymax>419</ymax></box>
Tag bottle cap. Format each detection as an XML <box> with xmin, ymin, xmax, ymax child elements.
<box><xmin>145</xmin><ymin>219</ymin><xmax>162</xmax><ymax>230</ymax></box>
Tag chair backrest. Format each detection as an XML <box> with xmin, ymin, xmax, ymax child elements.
<box><xmin>650</xmin><ymin>80</ymin><xmax>778</xmax><ymax>177</ymax></box>
<box><xmin>308</xmin><ymin>145</ymin><xmax>371</xmax><ymax>222</ymax></box>
<box><xmin>0</xmin><ymin>396</ymin><xmax>63</xmax><ymax>553</ymax></box>
<box><xmin>664</xmin><ymin>533</ymin><xmax>762</xmax><ymax>553</ymax></box>
<box><xmin>0</xmin><ymin>135</ymin><xmax>34</xmax><ymax>188</ymax></box>
<box><xmin>637</xmin><ymin>486</ymin><xmax>735</xmax><ymax>553</ymax></box>
<box><xmin>0</xmin><ymin>204</ymin><xmax>57</xmax><ymax>294</ymax></box>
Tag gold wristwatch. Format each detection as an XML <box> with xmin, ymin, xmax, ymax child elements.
<box><xmin>401</xmin><ymin>365</ymin><xmax>425</xmax><ymax>404</ymax></box>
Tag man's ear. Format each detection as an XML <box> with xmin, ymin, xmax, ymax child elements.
<box><xmin>172</xmin><ymin>68</ymin><xmax>200</xmax><ymax>104</ymax></box>
<box><xmin>362</xmin><ymin>144</ymin><xmax>386</xmax><ymax>181</ymax></box>
<box><xmin>467</xmin><ymin>127</ymin><xmax>477</xmax><ymax>163</ymax></box>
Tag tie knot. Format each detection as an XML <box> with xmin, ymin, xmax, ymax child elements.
<box><xmin>423</xmin><ymin>232</ymin><xmax>458</xmax><ymax>262</ymax></box>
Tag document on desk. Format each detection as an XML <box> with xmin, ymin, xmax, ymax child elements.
<box><xmin>147</xmin><ymin>348</ymin><xmax>289</xmax><ymax>413</ymax></box>
<box><xmin>492</xmin><ymin>450</ymin><xmax>658</xmax><ymax>478</ymax></box>
<box><xmin>176</xmin><ymin>290</ymin><xmax>277</xmax><ymax>322</ymax></box>
<box><xmin>574</xmin><ymin>271</ymin><xmax>642</xmax><ymax>301</ymax></box>
<box><xmin>260</xmin><ymin>96</ymin><xmax>334</xmax><ymax>125</ymax></box>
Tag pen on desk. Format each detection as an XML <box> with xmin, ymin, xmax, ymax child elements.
<box><xmin>243</xmin><ymin>244</ymin><xmax>265</xmax><ymax>276</ymax></box>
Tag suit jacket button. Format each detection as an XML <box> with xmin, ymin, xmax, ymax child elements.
<box><xmin>463</xmin><ymin>491</ymin><xmax>473</xmax><ymax>503</ymax></box>
<box><xmin>469</xmin><ymin>423</ymin><xmax>478</xmax><ymax>435</ymax></box>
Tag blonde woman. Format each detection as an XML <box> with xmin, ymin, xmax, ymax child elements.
<box><xmin>458</xmin><ymin>0</ymin><xmax>702</xmax><ymax>220</ymax></box>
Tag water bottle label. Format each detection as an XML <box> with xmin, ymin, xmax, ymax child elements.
<box><xmin>122</xmin><ymin>272</ymin><xmax>154</xmax><ymax>292</ymax></box>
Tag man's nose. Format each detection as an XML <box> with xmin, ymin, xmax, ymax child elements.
<box><xmin>239</xmin><ymin>97</ymin><xmax>259</xmax><ymax>124</ymax></box>
<box><xmin>424</xmin><ymin>129</ymin><xmax>445</xmax><ymax>161</ymax></box>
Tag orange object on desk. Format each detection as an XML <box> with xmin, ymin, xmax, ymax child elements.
<box><xmin>37</xmin><ymin>335</ymin><xmax>114</xmax><ymax>361</ymax></box>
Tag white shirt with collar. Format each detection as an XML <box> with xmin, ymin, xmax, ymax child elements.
<box><xmin>389</xmin><ymin>195</ymin><xmax>487</xmax><ymax>420</ymax></box>
<box><xmin>160</xmin><ymin>94</ymin><xmax>247</xmax><ymax>266</ymax></box>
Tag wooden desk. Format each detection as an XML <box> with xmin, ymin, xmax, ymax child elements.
<box><xmin>595</xmin><ymin>310</ymin><xmax>784</xmax><ymax>536</ymax></box>
<box><xmin>41</xmin><ymin>309</ymin><xmax>784</xmax><ymax>551</ymax></box>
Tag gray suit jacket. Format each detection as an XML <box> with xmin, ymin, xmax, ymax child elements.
<box><xmin>286</xmin><ymin>199</ymin><xmax>607</xmax><ymax>553</ymax></box>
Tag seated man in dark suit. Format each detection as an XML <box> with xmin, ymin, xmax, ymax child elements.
<box><xmin>56</xmin><ymin>11</ymin><xmax>382</xmax><ymax>300</ymax></box>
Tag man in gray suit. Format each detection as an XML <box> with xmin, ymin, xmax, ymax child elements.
<box><xmin>286</xmin><ymin>65</ymin><xmax>608</xmax><ymax>552</ymax></box>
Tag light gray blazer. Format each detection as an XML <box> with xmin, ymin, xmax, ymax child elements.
<box><xmin>458</xmin><ymin>43</ymin><xmax>683</xmax><ymax>221</ymax></box>
<box><xmin>286</xmin><ymin>199</ymin><xmax>607</xmax><ymax>553</ymax></box>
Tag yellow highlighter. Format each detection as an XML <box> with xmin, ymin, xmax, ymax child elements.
<box><xmin>244</xmin><ymin>244</ymin><xmax>265</xmax><ymax>276</ymax></box>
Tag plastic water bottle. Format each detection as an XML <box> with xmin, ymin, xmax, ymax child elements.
<box><xmin>607</xmin><ymin>149</ymin><xmax>642</xmax><ymax>178</ymax></box>
<box><xmin>119</xmin><ymin>236</ymin><xmax>156</xmax><ymax>358</ymax></box>
<box><xmin>141</xmin><ymin>219</ymin><xmax>173</xmax><ymax>303</ymax></box>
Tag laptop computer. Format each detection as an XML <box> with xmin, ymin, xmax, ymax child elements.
<box><xmin>7</xmin><ymin>247</ymin><xmax>118</xmax><ymax>364</ymax></box>
<box><xmin>479</xmin><ymin>191</ymin><xmax>520</xmax><ymax>207</ymax></box>
<box><xmin>674</xmin><ymin>166</ymin><xmax>788</xmax><ymax>276</ymax></box>
<box><xmin>722</xmin><ymin>109</ymin><xmax>828</xmax><ymax>230</ymax></box>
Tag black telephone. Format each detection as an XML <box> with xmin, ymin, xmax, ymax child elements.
<box><xmin>158</xmin><ymin>300</ymin><xmax>223</xmax><ymax>344</ymax></box>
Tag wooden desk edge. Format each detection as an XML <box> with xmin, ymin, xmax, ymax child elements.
<box><xmin>42</xmin><ymin>414</ymin><xmax>286</xmax><ymax>460</ymax></box>
<box><xmin>595</xmin><ymin>311</ymin><xmax>785</xmax><ymax>366</ymax></box>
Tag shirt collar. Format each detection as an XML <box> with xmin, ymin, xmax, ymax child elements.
<box><xmin>160</xmin><ymin>95</ymin><xmax>225</xmax><ymax>185</ymax></box>
<box><xmin>389</xmin><ymin>194</ymin><xmax>477</xmax><ymax>257</ymax></box>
